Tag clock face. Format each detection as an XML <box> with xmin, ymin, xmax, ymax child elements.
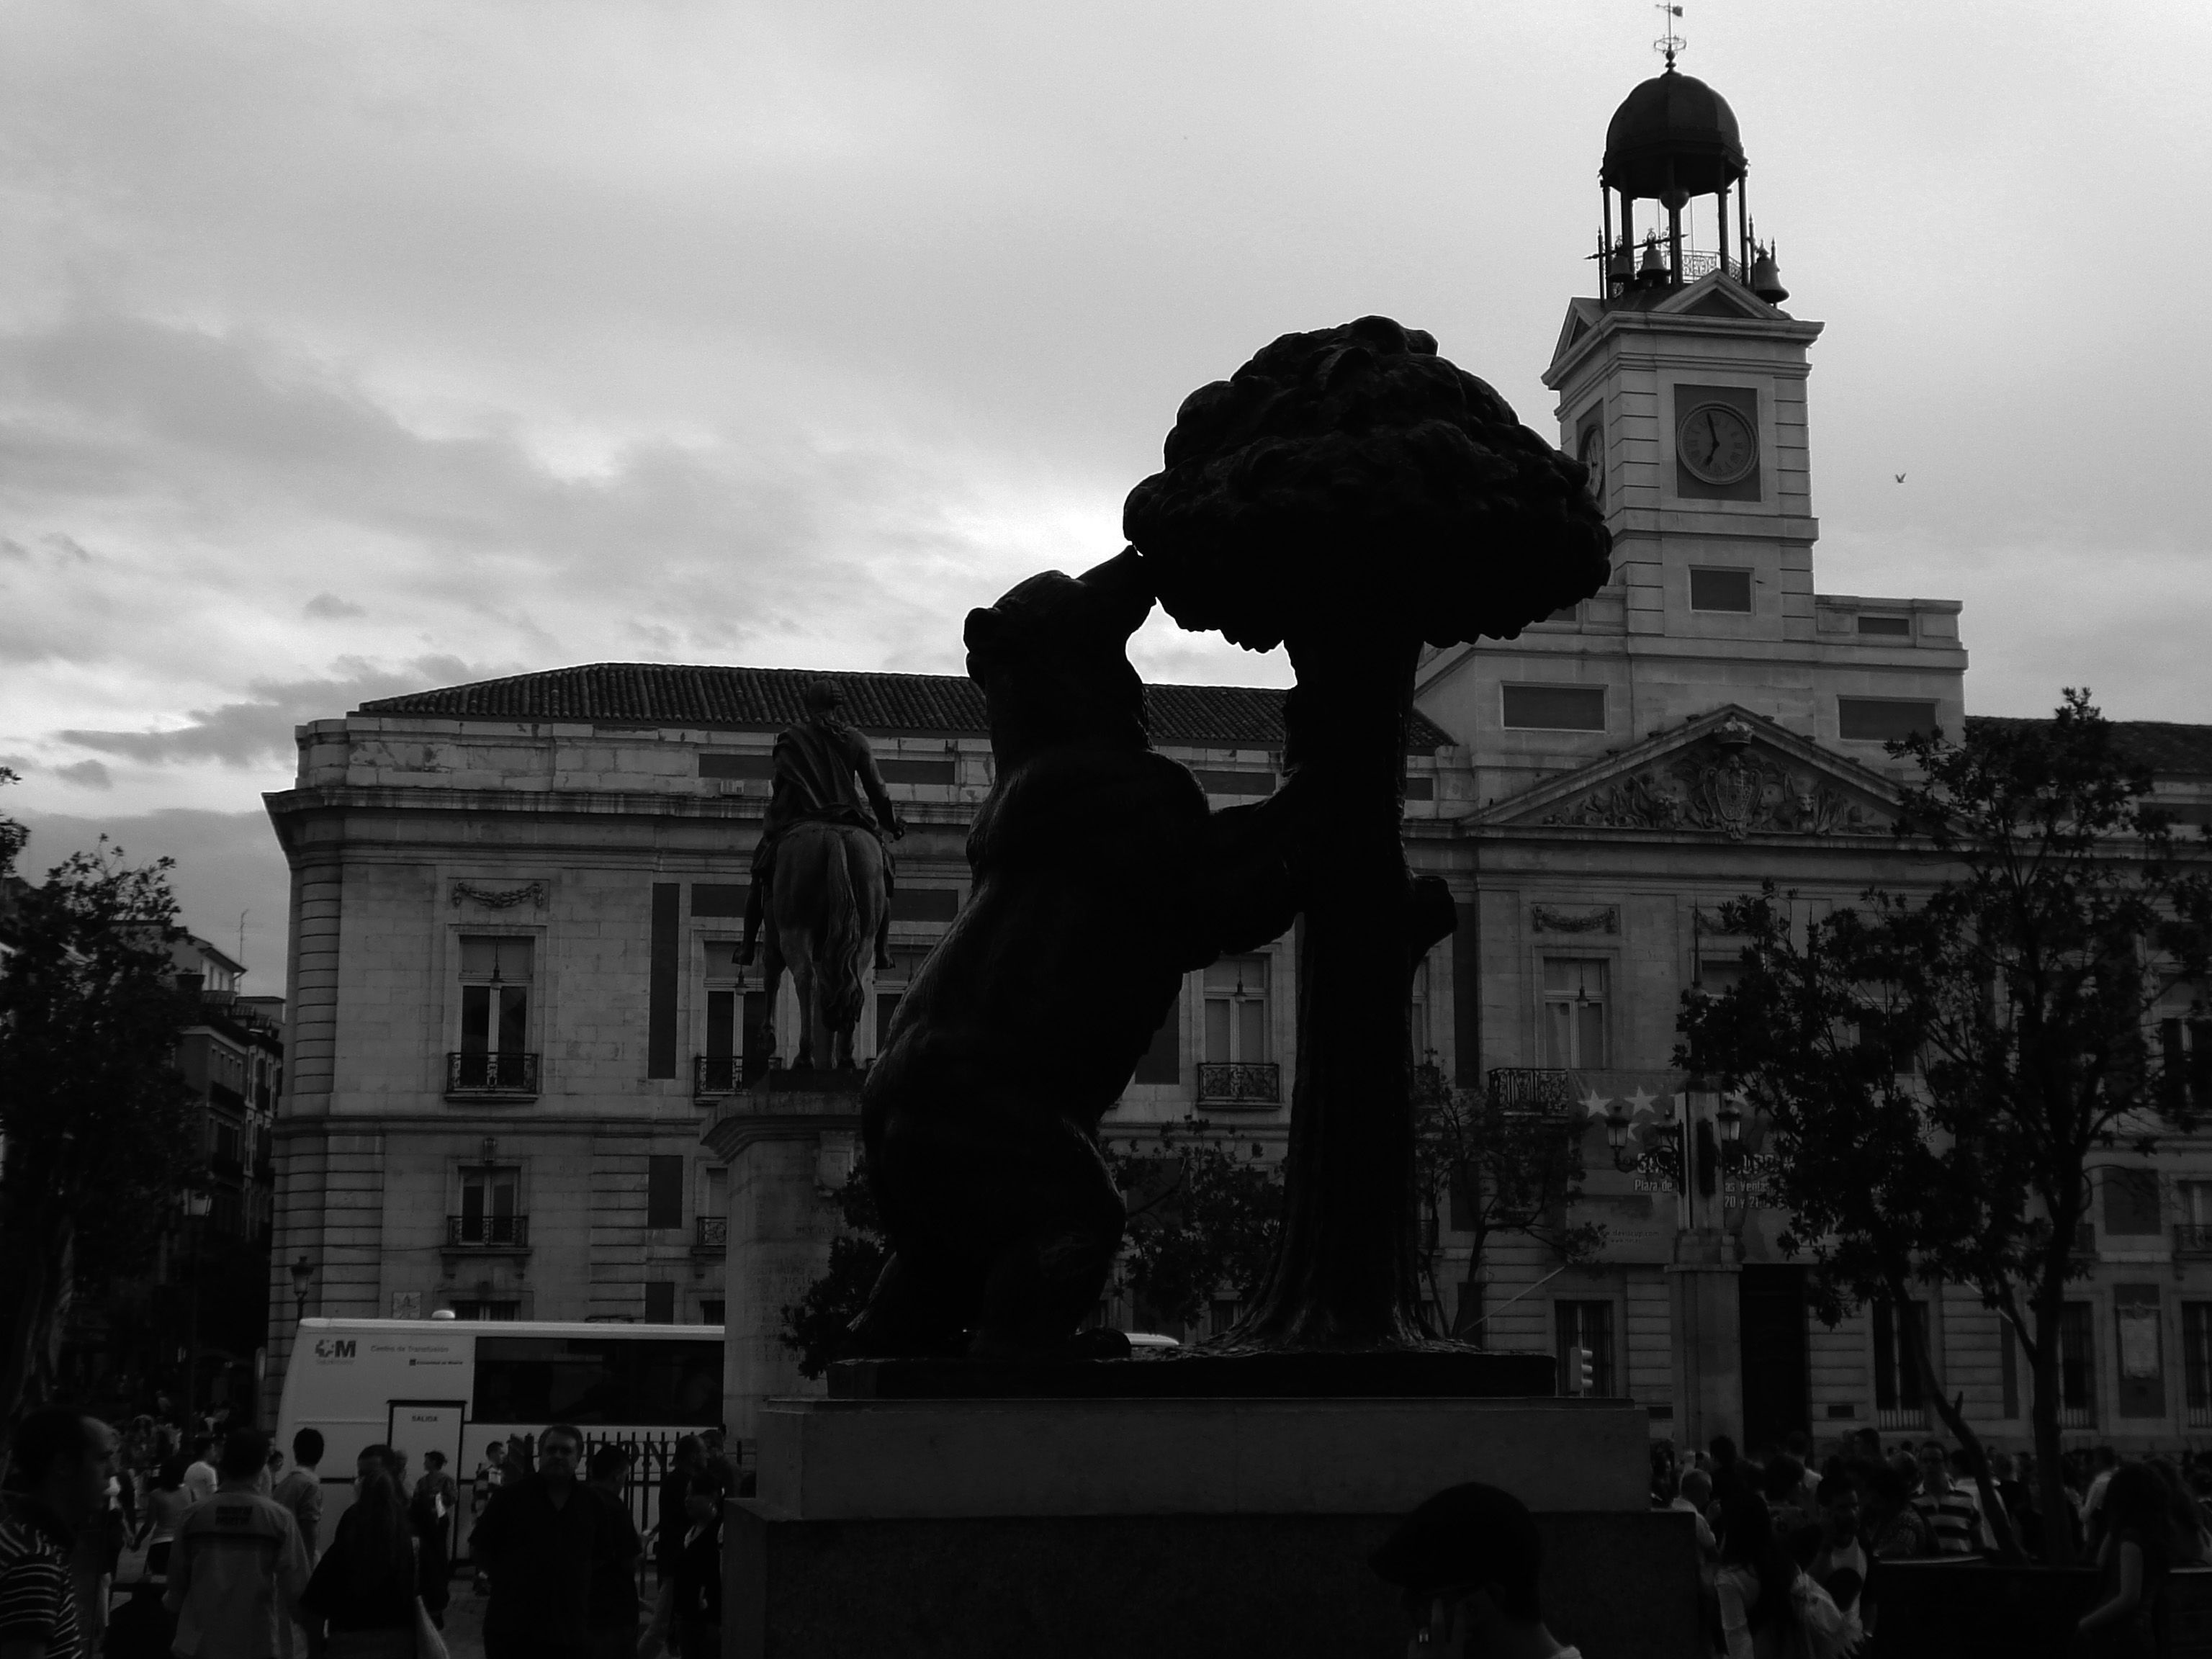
<box><xmin>1678</xmin><ymin>402</ymin><xmax>1758</xmax><ymax>486</ymax></box>
<box><xmin>1576</xmin><ymin>422</ymin><xmax>1606</xmax><ymax>504</ymax></box>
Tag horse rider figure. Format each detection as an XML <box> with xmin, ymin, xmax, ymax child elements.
<box><xmin>739</xmin><ymin>678</ymin><xmax>903</xmax><ymax>971</ymax></box>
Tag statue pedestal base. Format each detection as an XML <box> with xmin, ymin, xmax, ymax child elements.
<box><xmin>726</xmin><ymin>1394</ymin><xmax>1699</xmax><ymax>1659</ymax></box>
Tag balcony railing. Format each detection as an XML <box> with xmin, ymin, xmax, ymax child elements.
<box><xmin>695</xmin><ymin>1215</ymin><xmax>728</xmax><ymax>1249</ymax></box>
<box><xmin>2187</xmin><ymin>1398</ymin><xmax>2212</xmax><ymax>1429</ymax></box>
<box><xmin>2059</xmin><ymin>1401</ymin><xmax>2097</xmax><ymax>1429</ymax></box>
<box><xmin>1195</xmin><ymin>1062</ymin><xmax>1281</xmax><ymax>1106</ymax></box>
<box><xmin>446</xmin><ymin>1213</ymin><xmax>530</xmax><ymax>1247</ymax></box>
<box><xmin>2178</xmin><ymin>1223</ymin><xmax>2212</xmax><ymax>1258</ymax></box>
<box><xmin>694</xmin><ymin>1054</ymin><xmax>740</xmax><ymax>1098</ymax></box>
<box><xmin>1488</xmin><ymin>1068</ymin><xmax>1575</xmax><ymax>1115</ymax></box>
<box><xmin>1875</xmin><ymin>1404</ymin><xmax>1928</xmax><ymax>1431</ymax></box>
<box><xmin>446</xmin><ymin>1051</ymin><xmax>540</xmax><ymax>1097</ymax></box>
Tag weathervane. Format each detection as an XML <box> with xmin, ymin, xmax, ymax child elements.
<box><xmin>1654</xmin><ymin>2</ymin><xmax>1686</xmax><ymax>69</ymax></box>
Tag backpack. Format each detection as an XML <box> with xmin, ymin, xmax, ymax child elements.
<box><xmin>1788</xmin><ymin>1570</ymin><xmax>1855</xmax><ymax>1659</ymax></box>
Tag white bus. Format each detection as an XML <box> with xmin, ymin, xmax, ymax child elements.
<box><xmin>274</xmin><ymin>1318</ymin><xmax>723</xmax><ymax>1560</ymax></box>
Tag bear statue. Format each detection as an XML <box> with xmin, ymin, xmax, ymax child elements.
<box><xmin>845</xmin><ymin>547</ymin><xmax>1305</xmax><ymax>1361</ymax></box>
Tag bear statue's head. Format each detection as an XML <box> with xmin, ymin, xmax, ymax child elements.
<box><xmin>965</xmin><ymin>547</ymin><xmax>1154</xmax><ymax>765</ymax></box>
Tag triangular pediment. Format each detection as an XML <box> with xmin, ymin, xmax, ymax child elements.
<box><xmin>1550</xmin><ymin>299</ymin><xmax>1604</xmax><ymax>370</ymax></box>
<box><xmin>1649</xmin><ymin>269</ymin><xmax>1783</xmax><ymax>321</ymax></box>
<box><xmin>1477</xmin><ymin>706</ymin><xmax>1905</xmax><ymax>840</ymax></box>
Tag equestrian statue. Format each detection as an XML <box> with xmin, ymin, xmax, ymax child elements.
<box><xmin>737</xmin><ymin>678</ymin><xmax>904</xmax><ymax>1070</ymax></box>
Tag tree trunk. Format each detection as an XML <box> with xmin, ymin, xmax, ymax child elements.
<box><xmin>1236</xmin><ymin>624</ymin><xmax>1438</xmax><ymax>1349</ymax></box>
<box><xmin>2028</xmin><ymin>1286</ymin><xmax>2076</xmax><ymax>1567</ymax></box>
<box><xmin>1890</xmin><ymin>1275</ymin><xmax>2023</xmax><ymax>1560</ymax></box>
<box><xmin>0</xmin><ymin>1217</ymin><xmax>71</xmax><ymax>1473</ymax></box>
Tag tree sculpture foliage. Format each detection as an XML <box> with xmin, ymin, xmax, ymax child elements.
<box><xmin>0</xmin><ymin>775</ymin><xmax>201</xmax><ymax>1437</ymax></box>
<box><xmin>1412</xmin><ymin>1078</ymin><xmax>1604</xmax><ymax>1338</ymax></box>
<box><xmin>1125</xmin><ymin>316</ymin><xmax>1609</xmax><ymax>1347</ymax></box>
<box><xmin>1103</xmin><ymin>1120</ymin><xmax>1284</xmax><ymax>1332</ymax></box>
<box><xmin>1678</xmin><ymin>691</ymin><xmax>2212</xmax><ymax>1565</ymax></box>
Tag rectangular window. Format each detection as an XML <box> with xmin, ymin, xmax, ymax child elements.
<box><xmin>1698</xmin><ymin>958</ymin><xmax>1746</xmax><ymax>998</ymax></box>
<box><xmin>2159</xmin><ymin>1010</ymin><xmax>2212</xmax><ymax>1115</ymax></box>
<box><xmin>1133</xmin><ymin>1003</ymin><xmax>1179</xmax><ymax>1084</ymax></box>
<box><xmin>698</xmin><ymin>753</ymin><xmax>775</xmax><ymax>781</ymax></box>
<box><xmin>701</xmin><ymin>1166</ymin><xmax>727</xmax><ymax>1224</ymax></box>
<box><xmin>451</xmin><ymin>1300</ymin><xmax>521</xmax><ymax>1321</ymax></box>
<box><xmin>1203</xmin><ymin>956</ymin><xmax>1270</xmax><ymax>1065</ymax></box>
<box><xmin>2059</xmin><ymin>1302</ymin><xmax>2097</xmax><ymax>1419</ymax></box>
<box><xmin>459</xmin><ymin>937</ymin><xmax>533</xmax><ymax>1056</ymax></box>
<box><xmin>706</xmin><ymin>991</ymin><xmax>737</xmax><ymax>1060</ymax></box>
<box><xmin>2185</xmin><ymin>1303</ymin><xmax>2212</xmax><ymax>1418</ymax></box>
<box><xmin>1871</xmin><ymin>1300</ymin><xmax>1928</xmax><ymax>1413</ymax></box>
<box><xmin>647</xmin><ymin>1156</ymin><xmax>684</xmax><ymax>1228</ymax></box>
<box><xmin>1502</xmin><ymin>685</ymin><xmax>1606</xmax><ymax>732</ymax></box>
<box><xmin>648</xmin><ymin>884</ymin><xmax>679</xmax><ymax>1079</ymax></box>
<box><xmin>1408</xmin><ymin>961</ymin><xmax>1431</xmax><ymax>1062</ymax></box>
<box><xmin>2182</xmin><ymin>1181</ymin><xmax>2212</xmax><ymax>1229</ymax></box>
<box><xmin>1838</xmin><ymin>698</ymin><xmax>1940</xmax><ymax>743</ymax></box>
<box><xmin>1554</xmin><ymin>1300</ymin><xmax>1615</xmax><ymax>1397</ymax></box>
<box><xmin>889</xmin><ymin>889</ymin><xmax>961</xmax><ymax>922</ymax></box>
<box><xmin>701</xmin><ymin>1300</ymin><xmax>727</xmax><ymax>1326</ymax></box>
<box><xmin>459</xmin><ymin>1165</ymin><xmax>521</xmax><ymax>1244</ymax></box>
<box><xmin>1689</xmin><ymin>567</ymin><xmax>1753</xmax><ymax>613</ymax></box>
<box><xmin>876</xmin><ymin>757</ymin><xmax>956</xmax><ymax>785</ymax></box>
<box><xmin>1856</xmin><ymin>614</ymin><xmax>1912</xmax><ymax>637</ymax></box>
<box><xmin>644</xmin><ymin>1281</ymin><xmax>677</xmax><ymax>1323</ymax></box>
<box><xmin>1191</xmin><ymin>769</ymin><xmax>1276</xmax><ymax>797</ymax></box>
<box><xmin>691</xmin><ymin>884</ymin><xmax>748</xmax><ymax>917</ymax></box>
<box><xmin>1541</xmin><ymin>958</ymin><xmax>1608</xmax><ymax>1070</ymax></box>
<box><xmin>2103</xmin><ymin>1168</ymin><xmax>2162</xmax><ymax>1236</ymax></box>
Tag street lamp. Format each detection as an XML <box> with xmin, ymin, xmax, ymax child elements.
<box><xmin>290</xmin><ymin>1256</ymin><xmax>315</xmax><ymax>1323</ymax></box>
<box><xmin>1604</xmin><ymin>1102</ymin><xmax>1637</xmax><ymax>1172</ymax></box>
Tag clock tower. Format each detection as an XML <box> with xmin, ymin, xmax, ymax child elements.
<box><xmin>1413</xmin><ymin>55</ymin><xmax>1966</xmax><ymax>807</ymax></box>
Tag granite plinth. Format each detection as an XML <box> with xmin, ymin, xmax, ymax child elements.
<box><xmin>727</xmin><ymin>1507</ymin><xmax>1701</xmax><ymax>1659</ymax></box>
<box><xmin>828</xmin><ymin>1347</ymin><xmax>1555</xmax><ymax>1399</ymax></box>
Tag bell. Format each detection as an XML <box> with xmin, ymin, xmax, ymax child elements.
<box><xmin>1607</xmin><ymin>240</ymin><xmax>1635</xmax><ymax>283</ymax></box>
<box><xmin>1749</xmin><ymin>246</ymin><xmax>1789</xmax><ymax>304</ymax></box>
<box><xmin>1637</xmin><ymin>234</ymin><xmax>1668</xmax><ymax>278</ymax></box>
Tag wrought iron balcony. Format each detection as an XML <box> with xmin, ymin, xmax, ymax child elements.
<box><xmin>694</xmin><ymin>1054</ymin><xmax>741</xmax><ymax>1098</ymax></box>
<box><xmin>1487</xmin><ymin>1068</ymin><xmax>1575</xmax><ymax>1115</ymax></box>
<box><xmin>2180</xmin><ymin>1223</ymin><xmax>2212</xmax><ymax>1258</ymax></box>
<box><xmin>446</xmin><ymin>1213</ymin><xmax>529</xmax><ymax>1247</ymax></box>
<box><xmin>1195</xmin><ymin>1062</ymin><xmax>1280</xmax><ymax>1106</ymax></box>
<box><xmin>446</xmin><ymin>1051</ymin><xmax>539</xmax><ymax>1098</ymax></box>
<box><xmin>695</xmin><ymin>1215</ymin><xmax>728</xmax><ymax>1249</ymax></box>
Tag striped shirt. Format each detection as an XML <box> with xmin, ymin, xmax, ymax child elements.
<box><xmin>1912</xmin><ymin>1485</ymin><xmax>1987</xmax><ymax>1555</ymax></box>
<box><xmin>0</xmin><ymin>1494</ymin><xmax>83</xmax><ymax>1659</ymax></box>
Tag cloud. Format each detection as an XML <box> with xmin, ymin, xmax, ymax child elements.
<box><xmin>53</xmin><ymin>758</ymin><xmax>111</xmax><ymax>788</ymax></box>
<box><xmin>12</xmin><ymin>806</ymin><xmax>291</xmax><ymax>993</ymax></box>
<box><xmin>58</xmin><ymin>654</ymin><xmax>487</xmax><ymax>766</ymax></box>
<box><xmin>303</xmin><ymin>591</ymin><xmax>366</xmax><ymax>619</ymax></box>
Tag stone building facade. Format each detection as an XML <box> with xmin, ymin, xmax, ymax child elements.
<box><xmin>261</xmin><ymin>60</ymin><xmax>2212</xmax><ymax>1455</ymax></box>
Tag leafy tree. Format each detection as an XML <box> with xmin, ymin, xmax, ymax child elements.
<box><xmin>1678</xmin><ymin>691</ymin><xmax>2212</xmax><ymax>1565</ymax></box>
<box><xmin>1102</xmin><ymin>1119</ymin><xmax>1284</xmax><ymax>1332</ymax></box>
<box><xmin>0</xmin><ymin>781</ymin><xmax>202</xmax><ymax>1444</ymax></box>
<box><xmin>778</xmin><ymin>1157</ymin><xmax>887</xmax><ymax>1380</ymax></box>
<box><xmin>1413</xmin><ymin>1076</ymin><xmax>1604</xmax><ymax>1339</ymax></box>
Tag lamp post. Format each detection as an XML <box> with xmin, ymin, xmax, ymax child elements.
<box><xmin>1605</xmin><ymin>1101</ymin><xmax>1637</xmax><ymax>1173</ymax></box>
<box><xmin>181</xmin><ymin>1189</ymin><xmax>210</xmax><ymax>1428</ymax></box>
<box><xmin>290</xmin><ymin>1256</ymin><xmax>314</xmax><ymax>1324</ymax></box>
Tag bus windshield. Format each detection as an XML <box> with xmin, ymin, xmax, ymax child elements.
<box><xmin>472</xmin><ymin>1336</ymin><xmax>721</xmax><ymax>1426</ymax></box>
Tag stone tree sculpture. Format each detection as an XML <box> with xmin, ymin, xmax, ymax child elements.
<box><xmin>1123</xmin><ymin>316</ymin><xmax>1611</xmax><ymax>1349</ymax></box>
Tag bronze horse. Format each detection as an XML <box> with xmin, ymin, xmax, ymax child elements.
<box><xmin>757</xmin><ymin>819</ymin><xmax>888</xmax><ymax>1070</ymax></box>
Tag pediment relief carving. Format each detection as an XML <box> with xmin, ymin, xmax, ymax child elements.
<box><xmin>1538</xmin><ymin>716</ymin><xmax>1892</xmax><ymax>841</ymax></box>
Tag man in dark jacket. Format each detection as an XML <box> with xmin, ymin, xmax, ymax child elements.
<box><xmin>469</xmin><ymin>1424</ymin><xmax>637</xmax><ymax>1659</ymax></box>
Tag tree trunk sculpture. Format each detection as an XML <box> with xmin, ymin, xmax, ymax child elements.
<box><xmin>1123</xmin><ymin>316</ymin><xmax>1611</xmax><ymax>1349</ymax></box>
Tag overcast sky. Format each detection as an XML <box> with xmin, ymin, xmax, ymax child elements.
<box><xmin>3</xmin><ymin>0</ymin><xmax>2207</xmax><ymax>991</ymax></box>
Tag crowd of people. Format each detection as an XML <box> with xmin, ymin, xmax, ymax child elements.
<box><xmin>0</xmin><ymin>1406</ymin><xmax>740</xmax><ymax>1659</ymax></box>
<box><xmin>1649</xmin><ymin>1429</ymin><xmax>2212</xmax><ymax>1657</ymax></box>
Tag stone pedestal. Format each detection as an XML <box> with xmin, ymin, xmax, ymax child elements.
<box><xmin>700</xmin><ymin>1074</ymin><xmax>864</xmax><ymax>1441</ymax></box>
<box><xmin>727</xmin><ymin>1394</ymin><xmax>1700</xmax><ymax>1658</ymax></box>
